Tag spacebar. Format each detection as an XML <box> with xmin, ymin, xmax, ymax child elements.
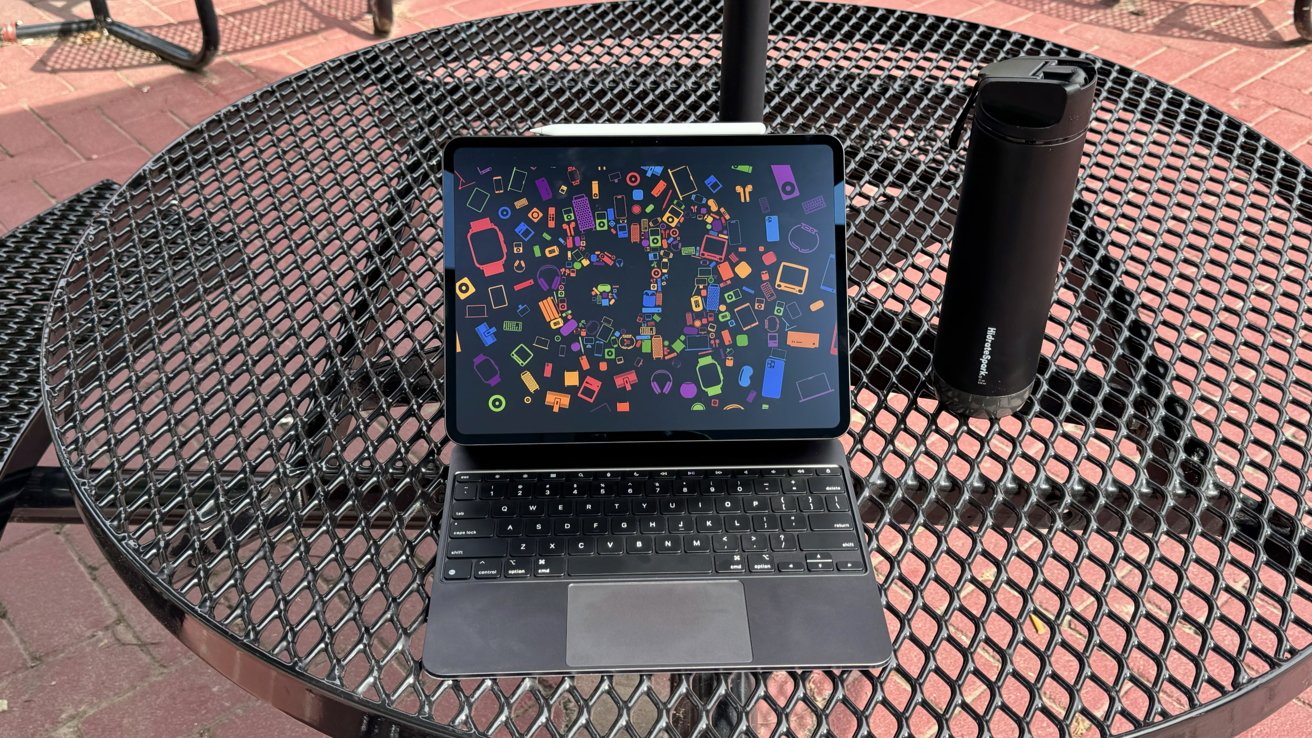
<box><xmin>568</xmin><ymin>555</ymin><xmax>714</xmax><ymax>576</ymax></box>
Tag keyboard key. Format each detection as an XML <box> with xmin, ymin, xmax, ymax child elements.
<box><xmin>549</xmin><ymin>501</ymin><xmax>574</xmax><ymax>516</ymax></box>
<box><xmin>539</xmin><ymin>538</ymin><xmax>565</xmax><ymax>555</ymax></box>
<box><xmin>525</xmin><ymin>520</ymin><xmax>550</xmax><ymax>536</ymax></box>
<box><xmin>805</xmin><ymin>552</ymin><xmax>835</xmax><ymax>572</ymax></box>
<box><xmin>480</xmin><ymin>482</ymin><xmax>508</xmax><ymax>499</ymax></box>
<box><xmin>646</xmin><ymin>480</ymin><xmax>671</xmax><ymax>495</ymax></box>
<box><xmin>667</xmin><ymin>516</ymin><xmax>694</xmax><ymax>533</ymax></box>
<box><xmin>640</xmin><ymin>517</ymin><xmax>665</xmax><ymax>534</ymax></box>
<box><xmin>808</xmin><ymin>478</ymin><xmax>845</xmax><ymax>494</ymax></box>
<box><xmin>716</xmin><ymin>497</ymin><xmax>742</xmax><ymax>513</ymax></box>
<box><xmin>504</xmin><ymin>558</ymin><xmax>530</xmax><ymax>578</ymax></box>
<box><xmin>782</xmin><ymin>478</ymin><xmax>807</xmax><ymax>494</ymax></box>
<box><xmin>569</xmin><ymin>538</ymin><xmax>595</xmax><ymax>555</ymax></box>
<box><xmin>661</xmin><ymin>499</ymin><xmax>687</xmax><ymax>514</ymax></box>
<box><xmin>598</xmin><ymin>537</ymin><xmax>625</xmax><ymax>554</ymax></box>
<box><xmin>633</xmin><ymin>500</ymin><xmax>658</xmax><ymax>515</ymax></box>
<box><xmin>770</xmin><ymin>496</ymin><xmax>797</xmax><ymax>513</ymax></box>
<box><xmin>745</xmin><ymin>498</ymin><xmax>771</xmax><ymax>513</ymax></box>
<box><xmin>685</xmin><ymin>534</ymin><xmax>712</xmax><ymax>552</ymax></box>
<box><xmin>724</xmin><ymin>515</ymin><xmax>751</xmax><ymax>533</ymax></box>
<box><xmin>815</xmin><ymin>465</ymin><xmax>842</xmax><ymax>476</ymax></box>
<box><xmin>509</xmin><ymin>481</ymin><xmax>533</xmax><ymax>498</ymax></box>
<box><xmin>596</xmin><ymin>470</ymin><xmax>622</xmax><ymax>480</ymax></box>
<box><xmin>473</xmin><ymin>559</ymin><xmax>501</xmax><ymax>579</ymax></box>
<box><xmin>715</xmin><ymin>553</ymin><xmax>747</xmax><ymax>573</ymax></box>
<box><xmin>509</xmin><ymin>539</ymin><xmax>535</xmax><ymax>556</ymax></box>
<box><xmin>808</xmin><ymin>513</ymin><xmax>856</xmax><ymax>531</ymax></box>
<box><xmin>537</xmin><ymin>481</ymin><xmax>559</xmax><ymax>498</ymax></box>
<box><xmin>450</xmin><ymin>520</ymin><xmax>496</xmax><ymax>538</ymax></box>
<box><xmin>497</xmin><ymin>520</ymin><xmax>522</xmax><ymax>536</ymax></box>
<box><xmin>780</xmin><ymin>513</ymin><xmax>807</xmax><ymax>532</ymax></box>
<box><xmin>626</xmin><ymin>536</ymin><xmax>654</xmax><ymax>554</ymax></box>
<box><xmin>714</xmin><ymin>534</ymin><xmax>740</xmax><ymax>552</ymax></box>
<box><xmin>708</xmin><ymin>469</ymin><xmax>733</xmax><ymax>478</ymax></box>
<box><xmin>554</xmin><ymin>519</ymin><xmax>580</xmax><ymax>536</ymax></box>
<box><xmin>452</xmin><ymin>482</ymin><xmax>478</xmax><ymax>501</ymax></box>
<box><xmin>519</xmin><ymin>501</ymin><xmax>546</xmax><ymax>517</ymax></box>
<box><xmin>605</xmin><ymin>500</ymin><xmax>630</xmax><ymax>515</ymax></box>
<box><xmin>696</xmin><ymin>515</ymin><xmax>724</xmax><ymax>533</ymax></box>
<box><xmin>454</xmin><ymin>472</ymin><xmax>478</xmax><ymax>483</ymax></box>
<box><xmin>799</xmin><ymin>532</ymin><xmax>863</xmax><ymax>551</ymax></box>
<box><xmin>834</xmin><ymin>554</ymin><xmax>866</xmax><ymax>572</ymax></box>
<box><xmin>442</xmin><ymin>559</ymin><xmax>472</xmax><ymax>580</ymax></box>
<box><xmin>674</xmin><ymin>479</ymin><xmax>699</xmax><ymax>495</ymax></box>
<box><xmin>568</xmin><ymin>554</ymin><xmax>713</xmax><ymax>576</ymax></box>
<box><xmin>564</xmin><ymin>481</ymin><xmax>588</xmax><ymax>497</ymax></box>
<box><xmin>770</xmin><ymin>533</ymin><xmax>799</xmax><ymax>552</ymax></box>
<box><xmin>534</xmin><ymin>557</ymin><xmax>564</xmax><ymax>577</ymax></box>
<box><xmin>753</xmin><ymin>514</ymin><xmax>780</xmax><ymax>532</ymax></box>
<box><xmin>514</xmin><ymin>472</ymin><xmax>538</xmax><ymax>481</ymax></box>
<box><xmin>451</xmin><ymin>501</ymin><xmax>490</xmax><ymax>519</ymax></box>
<box><xmin>620</xmin><ymin>481</ymin><xmax>644</xmax><ymax>496</ymax></box>
<box><xmin>656</xmin><ymin>536</ymin><xmax>683</xmax><ymax>553</ymax></box>
<box><xmin>749</xmin><ymin>553</ymin><xmax>775</xmax><ymax>573</ymax></box>
<box><xmin>777</xmin><ymin>557</ymin><xmax>805</xmax><ymax>573</ymax></box>
<box><xmin>790</xmin><ymin>468</ymin><xmax>814</xmax><ymax>476</ymax></box>
<box><xmin>729</xmin><ymin>479</ymin><xmax>755</xmax><ymax>495</ymax></box>
<box><xmin>592</xmin><ymin>481</ymin><xmax>616</xmax><ymax>496</ymax></box>
<box><xmin>577</xmin><ymin>501</ymin><xmax>602</xmax><ymax>516</ymax></box>
<box><xmin>447</xmin><ymin>539</ymin><xmax>507</xmax><ymax>558</ymax></box>
<box><xmin>688</xmin><ymin>499</ymin><xmax>714</xmax><ymax>514</ymax></box>
<box><xmin>742</xmin><ymin>534</ymin><xmax>768</xmax><ymax>552</ymax></box>
<box><xmin>701</xmin><ymin>479</ymin><xmax>729</xmax><ymax>495</ymax></box>
<box><xmin>826</xmin><ymin>495</ymin><xmax>852</xmax><ymax>512</ymax></box>
<box><xmin>627</xmin><ymin>470</ymin><xmax>650</xmax><ymax>479</ymax></box>
<box><xmin>491</xmin><ymin>502</ymin><xmax>516</xmax><ymax>517</ymax></box>
<box><xmin>799</xmin><ymin>495</ymin><xmax>826</xmax><ymax>513</ymax></box>
<box><xmin>569</xmin><ymin>471</ymin><xmax>593</xmax><ymax>481</ymax></box>
<box><xmin>756</xmin><ymin>478</ymin><xmax>782</xmax><ymax>495</ymax></box>
<box><xmin>733</xmin><ymin>469</ymin><xmax>760</xmax><ymax>477</ymax></box>
<box><xmin>761</xmin><ymin>468</ymin><xmax>786</xmax><ymax>477</ymax></box>
<box><xmin>583</xmin><ymin>519</ymin><xmax>607</xmax><ymax>535</ymax></box>
<box><xmin>610</xmin><ymin>516</ymin><xmax>638</xmax><ymax>534</ymax></box>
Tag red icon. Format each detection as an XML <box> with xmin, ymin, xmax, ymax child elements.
<box><xmin>466</xmin><ymin>217</ymin><xmax>508</xmax><ymax>277</ymax></box>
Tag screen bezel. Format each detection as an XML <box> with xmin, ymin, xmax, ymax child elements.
<box><xmin>442</xmin><ymin>133</ymin><xmax>849</xmax><ymax>445</ymax></box>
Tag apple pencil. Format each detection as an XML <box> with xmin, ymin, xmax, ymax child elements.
<box><xmin>529</xmin><ymin>122</ymin><xmax>768</xmax><ymax>136</ymax></box>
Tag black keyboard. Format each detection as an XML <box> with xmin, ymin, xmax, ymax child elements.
<box><xmin>439</xmin><ymin>466</ymin><xmax>867</xmax><ymax>581</ymax></box>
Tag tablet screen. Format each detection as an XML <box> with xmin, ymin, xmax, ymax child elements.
<box><xmin>442</xmin><ymin>135</ymin><xmax>847</xmax><ymax>443</ymax></box>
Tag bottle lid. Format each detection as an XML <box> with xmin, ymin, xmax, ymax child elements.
<box><xmin>950</xmin><ymin>56</ymin><xmax>1098</xmax><ymax>147</ymax></box>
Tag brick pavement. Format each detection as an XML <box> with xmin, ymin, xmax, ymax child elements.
<box><xmin>0</xmin><ymin>0</ymin><xmax>1309</xmax><ymax>734</ymax></box>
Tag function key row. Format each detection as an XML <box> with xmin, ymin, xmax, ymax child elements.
<box><xmin>449</xmin><ymin>495</ymin><xmax>852</xmax><ymax>520</ymax></box>
<box><xmin>454</xmin><ymin>466</ymin><xmax>844</xmax><ymax>484</ymax></box>
<box><xmin>452</xmin><ymin>476</ymin><xmax>846</xmax><ymax>501</ymax></box>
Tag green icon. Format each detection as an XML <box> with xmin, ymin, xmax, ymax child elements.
<box><xmin>731</xmin><ymin>164</ymin><xmax>753</xmax><ymax>173</ymax></box>
<box><xmin>695</xmin><ymin>355</ymin><xmax>724</xmax><ymax>397</ymax></box>
<box><xmin>691</xmin><ymin>402</ymin><xmax>706</xmax><ymax>410</ymax></box>
<box><xmin>736</xmin><ymin>334</ymin><xmax>749</xmax><ymax>347</ymax></box>
<box><xmin>488</xmin><ymin>395</ymin><xmax>506</xmax><ymax>412</ymax></box>
<box><xmin>511</xmin><ymin>344</ymin><xmax>534</xmax><ymax>366</ymax></box>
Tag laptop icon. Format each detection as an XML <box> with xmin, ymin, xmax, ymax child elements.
<box><xmin>424</xmin><ymin>134</ymin><xmax>892</xmax><ymax>676</ymax></box>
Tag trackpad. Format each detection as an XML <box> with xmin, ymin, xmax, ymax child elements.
<box><xmin>566</xmin><ymin>581</ymin><xmax>753</xmax><ymax>668</ymax></box>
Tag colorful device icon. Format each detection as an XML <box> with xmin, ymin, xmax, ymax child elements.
<box><xmin>762</xmin><ymin>355</ymin><xmax>785</xmax><ymax>399</ymax></box>
<box><xmin>775</xmin><ymin>262</ymin><xmax>809</xmax><ymax>295</ymax></box>
<box><xmin>466</xmin><ymin>218</ymin><xmax>507</xmax><ymax>277</ymax></box>
<box><xmin>771</xmin><ymin>164</ymin><xmax>799</xmax><ymax>200</ymax></box>
<box><xmin>472</xmin><ymin>353</ymin><xmax>501</xmax><ymax>387</ymax></box>
<box><xmin>765</xmin><ymin>215</ymin><xmax>779</xmax><ymax>242</ymax></box>
<box><xmin>695</xmin><ymin>355</ymin><xmax>724</xmax><ymax>397</ymax></box>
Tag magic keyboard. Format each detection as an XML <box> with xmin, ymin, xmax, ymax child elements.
<box><xmin>439</xmin><ymin>466</ymin><xmax>867</xmax><ymax>580</ymax></box>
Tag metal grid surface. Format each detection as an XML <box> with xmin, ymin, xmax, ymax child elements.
<box><xmin>0</xmin><ymin>180</ymin><xmax>117</xmax><ymax>476</ymax></box>
<box><xmin>40</xmin><ymin>2</ymin><xmax>1312</xmax><ymax>736</ymax></box>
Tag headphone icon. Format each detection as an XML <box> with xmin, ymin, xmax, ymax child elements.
<box><xmin>536</xmin><ymin>265</ymin><xmax>561</xmax><ymax>291</ymax></box>
<box><xmin>650</xmin><ymin>369</ymin><xmax>673</xmax><ymax>394</ymax></box>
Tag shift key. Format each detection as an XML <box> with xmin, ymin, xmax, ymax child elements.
<box><xmin>446</xmin><ymin>539</ymin><xmax>507</xmax><ymax>558</ymax></box>
<box><xmin>799</xmin><ymin>532</ymin><xmax>862</xmax><ymax>551</ymax></box>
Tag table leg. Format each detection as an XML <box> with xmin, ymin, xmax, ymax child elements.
<box><xmin>671</xmin><ymin>673</ymin><xmax>751</xmax><ymax>737</ymax></box>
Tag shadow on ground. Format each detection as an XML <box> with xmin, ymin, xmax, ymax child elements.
<box><xmin>1001</xmin><ymin>0</ymin><xmax>1304</xmax><ymax>48</ymax></box>
<box><xmin>16</xmin><ymin>0</ymin><xmax>377</xmax><ymax>70</ymax></box>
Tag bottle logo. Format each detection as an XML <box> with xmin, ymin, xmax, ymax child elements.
<box><xmin>977</xmin><ymin>326</ymin><xmax>997</xmax><ymax>385</ymax></box>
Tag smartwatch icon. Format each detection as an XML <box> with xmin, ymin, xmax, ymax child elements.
<box><xmin>467</xmin><ymin>217</ymin><xmax>508</xmax><ymax>277</ymax></box>
<box><xmin>695</xmin><ymin>355</ymin><xmax>724</xmax><ymax>397</ymax></box>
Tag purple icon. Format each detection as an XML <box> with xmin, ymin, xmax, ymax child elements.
<box><xmin>679</xmin><ymin>382</ymin><xmax>698</xmax><ymax>399</ymax></box>
<box><xmin>572</xmin><ymin>194</ymin><xmax>594</xmax><ymax>230</ymax></box>
<box><xmin>771</xmin><ymin>164</ymin><xmax>799</xmax><ymax>200</ymax></box>
<box><xmin>535</xmin><ymin>177</ymin><xmax>552</xmax><ymax>201</ymax></box>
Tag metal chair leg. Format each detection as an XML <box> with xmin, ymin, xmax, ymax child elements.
<box><xmin>371</xmin><ymin>0</ymin><xmax>393</xmax><ymax>37</ymax></box>
<box><xmin>2</xmin><ymin>0</ymin><xmax>219</xmax><ymax>70</ymax></box>
<box><xmin>1296</xmin><ymin>0</ymin><xmax>1312</xmax><ymax>41</ymax></box>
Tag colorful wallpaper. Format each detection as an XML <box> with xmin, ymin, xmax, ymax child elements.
<box><xmin>446</xmin><ymin>142</ymin><xmax>844</xmax><ymax>437</ymax></box>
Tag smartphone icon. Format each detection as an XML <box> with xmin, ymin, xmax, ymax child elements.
<box><xmin>762</xmin><ymin>355</ymin><xmax>785</xmax><ymax>399</ymax></box>
<box><xmin>821</xmin><ymin>254</ymin><xmax>836</xmax><ymax>293</ymax></box>
<box><xmin>765</xmin><ymin>215</ymin><xmax>779</xmax><ymax>242</ymax></box>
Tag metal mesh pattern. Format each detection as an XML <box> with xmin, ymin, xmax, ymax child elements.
<box><xmin>40</xmin><ymin>2</ymin><xmax>1312</xmax><ymax>736</ymax></box>
<box><xmin>0</xmin><ymin>180</ymin><xmax>116</xmax><ymax>474</ymax></box>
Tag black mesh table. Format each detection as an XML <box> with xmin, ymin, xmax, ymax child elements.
<box><xmin>40</xmin><ymin>1</ymin><xmax>1312</xmax><ymax>736</ymax></box>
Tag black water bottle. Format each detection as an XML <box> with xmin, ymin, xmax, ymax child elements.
<box><xmin>932</xmin><ymin>56</ymin><xmax>1097</xmax><ymax>418</ymax></box>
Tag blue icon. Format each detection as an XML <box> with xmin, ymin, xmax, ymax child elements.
<box><xmin>762</xmin><ymin>356</ymin><xmax>785</xmax><ymax>399</ymax></box>
<box><xmin>738</xmin><ymin>365</ymin><xmax>753</xmax><ymax>387</ymax></box>
<box><xmin>707</xmin><ymin>285</ymin><xmax>720</xmax><ymax>311</ymax></box>
<box><xmin>641</xmin><ymin>165</ymin><xmax>664</xmax><ymax>177</ymax></box>
<box><xmin>704</xmin><ymin>175</ymin><xmax>723</xmax><ymax>193</ymax></box>
<box><xmin>476</xmin><ymin>321</ymin><xmax>497</xmax><ymax>346</ymax></box>
<box><xmin>765</xmin><ymin>215</ymin><xmax>779</xmax><ymax>242</ymax></box>
<box><xmin>642</xmin><ymin>290</ymin><xmax>662</xmax><ymax>314</ymax></box>
<box><xmin>515</xmin><ymin>222</ymin><xmax>534</xmax><ymax>241</ymax></box>
<box><xmin>633</xmin><ymin>188</ymin><xmax>644</xmax><ymax>201</ymax></box>
<box><xmin>497</xmin><ymin>206</ymin><xmax>512</xmax><ymax>219</ymax></box>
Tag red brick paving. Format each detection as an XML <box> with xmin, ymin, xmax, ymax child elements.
<box><xmin>0</xmin><ymin>0</ymin><xmax>1310</xmax><ymax>734</ymax></box>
